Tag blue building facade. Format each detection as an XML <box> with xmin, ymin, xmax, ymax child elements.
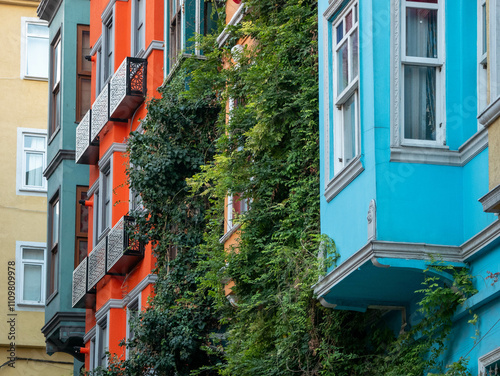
<box><xmin>317</xmin><ymin>0</ymin><xmax>500</xmax><ymax>373</ymax></box>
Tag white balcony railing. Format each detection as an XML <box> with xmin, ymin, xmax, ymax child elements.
<box><xmin>90</xmin><ymin>84</ymin><xmax>109</xmax><ymax>143</ymax></box>
<box><xmin>87</xmin><ymin>237</ymin><xmax>107</xmax><ymax>291</ymax></box>
<box><xmin>72</xmin><ymin>257</ymin><xmax>87</xmax><ymax>308</ymax></box>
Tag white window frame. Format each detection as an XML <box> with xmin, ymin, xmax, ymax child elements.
<box><xmin>226</xmin><ymin>194</ymin><xmax>249</xmax><ymax>233</ymax></box>
<box><xmin>131</xmin><ymin>0</ymin><xmax>146</xmax><ymax>57</ymax></box>
<box><xmin>101</xmin><ymin>10</ymin><xmax>114</xmax><ymax>89</ymax></box>
<box><xmin>397</xmin><ymin>0</ymin><xmax>446</xmax><ymax>148</ymax></box>
<box><xmin>126</xmin><ymin>295</ymin><xmax>141</xmax><ymax>359</ymax></box>
<box><xmin>478</xmin><ymin>347</ymin><xmax>500</xmax><ymax>376</ymax></box>
<box><xmin>89</xmin><ymin>335</ymin><xmax>96</xmax><ymax>371</ymax></box>
<box><xmin>331</xmin><ymin>1</ymin><xmax>360</xmax><ymax>174</ymax></box>
<box><xmin>20</xmin><ymin>17</ymin><xmax>49</xmax><ymax>81</ymax></box>
<box><xmin>478</xmin><ymin>0</ymin><xmax>488</xmax><ymax>124</ymax></box>
<box><xmin>16</xmin><ymin>128</ymin><xmax>47</xmax><ymax>196</ymax></box>
<box><xmin>489</xmin><ymin>0</ymin><xmax>500</xmax><ymax>102</ymax></box>
<box><xmin>15</xmin><ymin>241</ymin><xmax>46</xmax><ymax>310</ymax></box>
<box><xmin>96</xmin><ymin>314</ymin><xmax>109</xmax><ymax>368</ymax></box>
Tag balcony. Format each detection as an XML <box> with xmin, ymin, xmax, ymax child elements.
<box><xmin>71</xmin><ymin>217</ymin><xmax>144</xmax><ymax>308</ymax></box>
<box><xmin>71</xmin><ymin>257</ymin><xmax>95</xmax><ymax>308</ymax></box>
<box><xmin>107</xmin><ymin>216</ymin><xmax>144</xmax><ymax>274</ymax></box>
<box><xmin>109</xmin><ymin>57</ymin><xmax>147</xmax><ymax>120</ymax></box>
<box><xmin>75</xmin><ymin>57</ymin><xmax>147</xmax><ymax>165</ymax></box>
<box><xmin>75</xmin><ymin>110</ymin><xmax>99</xmax><ymax>164</ymax></box>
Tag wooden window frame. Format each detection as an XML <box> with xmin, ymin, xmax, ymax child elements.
<box><xmin>75</xmin><ymin>186</ymin><xmax>89</xmax><ymax>268</ymax></box>
<box><xmin>50</xmin><ymin>33</ymin><xmax>62</xmax><ymax>136</ymax></box>
<box><xmin>76</xmin><ymin>25</ymin><xmax>91</xmax><ymax>122</ymax></box>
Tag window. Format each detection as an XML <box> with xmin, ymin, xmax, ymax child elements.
<box><xmin>17</xmin><ymin>128</ymin><xmax>47</xmax><ymax>194</ymax></box>
<box><xmin>51</xmin><ymin>33</ymin><xmax>62</xmax><ymax>135</ymax></box>
<box><xmin>332</xmin><ymin>1</ymin><xmax>359</xmax><ymax>174</ymax></box>
<box><xmin>103</xmin><ymin>17</ymin><xmax>114</xmax><ymax>84</ymax></box>
<box><xmin>21</xmin><ymin>18</ymin><xmax>49</xmax><ymax>80</ymax></box>
<box><xmin>101</xmin><ymin>165</ymin><xmax>111</xmax><ymax>234</ymax></box>
<box><xmin>479</xmin><ymin>347</ymin><xmax>500</xmax><ymax>376</ymax></box>
<box><xmin>15</xmin><ymin>242</ymin><xmax>46</xmax><ymax>308</ymax></box>
<box><xmin>169</xmin><ymin>0</ymin><xmax>182</xmax><ymax>69</ymax></box>
<box><xmin>126</xmin><ymin>296</ymin><xmax>140</xmax><ymax>358</ymax></box>
<box><xmin>48</xmin><ymin>194</ymin><xmax>60</xmax><ymax>298</ymax></box>
<box><xmin>132</xmin><ymin>0</ymin><xmax>146</xmax><ymax>56</ymax></box>
<box><xmin>89</xmin><ymin>336</ymin><xmax>96</xmax><ymax>371</ymax></box>
<box><xmin>477</xmin><ymin>0</ymin><xmax>487</xmax><ymax>119</ymax></box>
<box><xmin>75</xmin><ymin>186</ymin><xmax>89</xmax><ymax>268</ymax></box>
<box><xmin>76</xmin><ymin>25</ymin><xmax>91</xmax><ymax>122</ymax></box>
<box><xmin>96</xmin><ymin>317</ymin><xmax>108</xmax><ymax>368</ymax></box>
<box><xmin>226</xmin><ymin>194</ymin><xmax>249</xmax><ymax>232</ymax></box>
<box><xmin>400</xmin><ymin>0</ymin><xmax>444</xmax><ymax>145</ymax></box>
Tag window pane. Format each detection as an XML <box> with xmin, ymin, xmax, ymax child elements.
<box><xmin>82</xmin><ymin>30</ymin><xmax>92</xmax><ymax>72</ymax></box>
<box><xmin>407</xmin><ymin>0</ymin><xmax>438</xmax><ymax>3</ymax></box>
<box><xmin>23</xmin><ymin>248</ymin><xmax>44</xmax><ymax>260</ymax></box>
<box><xmin>404</xmin><ymin>65</ymin><xmax>436</xmax><ymax>140</ymax></box>
<box><xmin>52</xmin><ymin>200</ymin><xmax>60</xmax><ymax>245</ymax></box>
<box><xmin>27</xmin><ymin>36</ymin><xmax>49</xmax><ymax>78</ymax></box>
<box><xmin>406</xmin><ymin>8</ymin><xmax>438</xmax><ymax>58</ymax></box>
<box><xmin>24</xmin><ymin>135</ymin><xmax>45</xmax><ymax>150</ymax></box>
<box><xmin>336</xmin><ymin>21</ymin><xmax>343</xmax><ymax>44</ymax></box>
<box><xmin>337</xmin><ymin>41</ymin><xmax>348</xmax><ymax>95</ymax></box>
<box><xmin>343</xmin><ymin>94</ymin><xmax>356</xmax><ymax>164</ymax></box>
<box><xmin>80</xmin><ymin>78</ymin><xmax>91</xmax><ymax>119</ymax></box>
<box><xmin>23</xmin><ymin>264</ymin><xmax>42</xmax><ymax>302</ymax></box>
<box><xmin>27</xmin><ymin>23</ymin><xmax>49</xmax><ymax>37</ymax></box>
<box><xmin>53</xmin><ymin>41</ymin><xmax>61</xmax><ymax>85</ymax></box>
<box><xmin>78</xmin><ymin>240</ymin><xmax>88</xmax><ymax>265</ymax></box>
<box><xmin>482</xmin><ymin>3</ymin><xmax>487</xmax><ymax>55</ymax></box>
<box><xmin>79</xmin><ymin>190</ymin><xmax>89</xmax><ymax>233</ymax></box>
<box><xmin>351</xmin><ymin>29</ymin><xmax>358</xmax><ymax>79</ymax></box>
<box><xmin>346</xmin><ymin>11</ymin><xmax>352</xmax><ymax>33</ymax></box>
<box><xmin>25</xmin><ymin>153</ymin><xmax>43</xmax><ymax>187</ymax></box>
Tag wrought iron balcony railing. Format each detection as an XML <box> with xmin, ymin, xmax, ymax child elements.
<box><xmin>107</xmin><ymin>216</ymin><xmax>145</xmax><ymax>274</ymax></box>
<box><xmin>87</xmin><ymin>236</ymin><xmax>107</xmax><ymax>291</ymax></box>
<box><xmin>110</xmin><ymin>57</ymin><xmax>147</xmax><ymax>120</ymax></box>
<box><xmin>75</xmin><ymin>110</ymin><xmax>99</xmax><ymax>165</ymax></box>
<box><xmin>72</xmin><ymin>257</ymin><xmax>96</xmax><ymax>308</ymax></box>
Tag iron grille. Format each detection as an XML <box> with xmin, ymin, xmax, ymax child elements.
<box><xmin>88</xmin><ymin>237</ymin><xmax>107</xmax><ymax>290</ymax></box>
<box><xmin>72</xmin><ymin>257</ymin><xmax>87</xmax><ymax>308</ymax></box>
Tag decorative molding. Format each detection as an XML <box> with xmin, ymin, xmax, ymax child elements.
<box><xmin>390</xmin><ymin>127</ymin><xmax>488</xmax><ymax>166</ymax></box>
<box><xmin>95</xmin><ymin>299</ymin><xmax>123</xmax><ymax>323</ymax></box>
<box><xmin>216</xmin><ymin>4</ymin><xmax>246</xmax><ymax>47</ymax></box>
<box><xmin>41</xmin><ymin>311</ymin><xmax>85</xmax><ymax>336</ymax></box>
<box><xmin>461</xmin><ymin>219</ymin><xmax>500</xmax><ymax>260</ymax></box>
<box><xmin>144</xmin><ymin>40</ymin><xmax>164</xmax><ymax>60</ymax></box>
<box><xmin>319</xmin><ymin>297</ymin><xmax>337</xmax><ymax>308</ymax></box>
<box><xmin>323</xmin><ymin>0</ymin><xmax>349</xmax><ymax>20</ymax></box>
<box><xmin>90</xmin><ymin>37</ymin><xmax>102</xmax><ymax>57</ymax></box>
<box><xmin>87</xmin><ymin>178</ymin><xmax>100</xmax><ymax>198</ymax></box>
<box><xmin>324</xmin><ymin>157</ymin><xmax>364</xmax><ymax>202</ymax></box>
<box><xmin>479</xmin><ymin>184</ymin><xmax>500</xmax><ymax>213</ymax></box>
<box><xmin>98</xmin><ymin>142</ymin><xmax>127</xmax><ymax>170</ymax></box>
<box><xmin>391</xmin><ymin>0</ymin><xmax>401</xmax><ymax>147</ymax></box>
<box><xmin>101</xmin><ymin>0</ymin><xmax>115</xmax><ymax>22</ymax></box>
<box><xmin>478</xmin><ymin>95</ymin><xmax>500</xmax><ymax>128</ymax></box>
<box><xmin>478</xmin><ymin>347</ymin><xmax>500</xmax><ymax>373</ymax></box>
<box><xmin>43</xmin><ymin>149</ymin><xmax>76</xmax><ymax>178</ymax></box>
<box><xmin>367</xmin><ymin>199</ymin><xmax>376</xmax><ymax>241</ymax></box>
<box><xmin>122</xmin><ymin>274</ymin><xmax>157</xmax><ymax>306</ymax></box>
<box><xmin>83</xmin><ymin>325</ymin><xmax>96</xmax><ymax>344</ymax></box>
<box><xmin>219</xmin><ymin>223</ymin><xmax>241</xmax><ymax>244</ymax></box>
<box><xmin>37</xmin><ymin>0</ymin><xmax>62</xmax><ymax>23</ymax></box>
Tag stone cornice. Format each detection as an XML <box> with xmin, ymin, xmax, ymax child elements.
<box><xmin>41</xmin><ymin>311</ymin><xmax>85</xmax><ymax>337</ymax></box>
<box><xmin>43</xmin><ymin>149</ymin><xmax>76</xmax><ymax>179</ymax></box>
<box><xmin>37</xmin><ymin>0</ymin><xmax>62</xmax><ymax>22</ymax></box>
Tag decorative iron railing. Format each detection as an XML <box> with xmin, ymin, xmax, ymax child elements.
<box><xmin>72</xmin><ymin>257</ymin><xmax>87</xmax><ymax>308</ymax></box>
<box><xmin>87</xmin><ymin>237</ymin><xmax>107</xmax><ymax>290</ymax></box>
<box><xmin>90</xmin><ymin>84</ymin><xmax>109</xmax><ymax>143</ymax></box>
<box><xmin>75</xmin><ymin>110</ymin><xmax>99</xmax><ymax>164</ymax></box>
<box><xmin>109</xmin><ymin>57</ymin><xmax>147</xmax><ymax>120</ymax></box>
<box><xmin>107</xmin><ymin>216</ymin><xmax>144</xmax><ymax>274</ymax></box>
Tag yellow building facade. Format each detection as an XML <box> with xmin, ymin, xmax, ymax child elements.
<box><xmin>0</xmin><ymin>0</ymin><xmax>73</xmax><ymax>374</ymax></box>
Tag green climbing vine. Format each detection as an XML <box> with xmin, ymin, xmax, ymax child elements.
<box><xmin>86</xmin><ymin>0</ymin><xmax>480</xmax><ymax>375</ymax></box>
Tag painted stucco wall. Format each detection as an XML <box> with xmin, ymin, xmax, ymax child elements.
<box><xmin>488</xmin><ymin>119</ymin><xmax>500</xmax><ymax>189</ymax></box>
<box><xmin>0</xmin><ymin>0</ymin><xmax>73</xmax><ymax>373</ymax></box>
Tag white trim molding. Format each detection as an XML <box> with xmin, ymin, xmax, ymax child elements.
<box><xmin>390</xmin><ymin>127</ymin><xmax>488</xmax><ymax>166</ymax></box>
<box><xmin>83</xmin><ymin>325</ymin><xmax>96</xmax><ymax>344</ymax></box>
<box><xmin>324</xmin><ymin>157</ymin><xmax>364</xmax><ymax>202</ymax></box>
<box><xmin>219</xmin><ymin>223</ymin><xmax>241</xmax><ymax>244</ymax></box>
<box><xmin>479</xmin><ymin>184</ymin><xmax>500</xmax><ymax>213</ymax></box>
<box><xmin>478</xmin><ymin>95</ymin><xmax>500</xmax><ymax>128</ymax></box>
<box><xmin>216</xmin><ymin>3</ymin><xmax>246</xmax><ymax>47</ymax></box>
<box><xmin>98</xmin><ymin>142</ymin><xmax>127</xmax><ymax>170</ymax></box>
<box><xmin>478</xmin><ymin>347</ymin><xmax>500</xmax><ymax>375</ymax></box>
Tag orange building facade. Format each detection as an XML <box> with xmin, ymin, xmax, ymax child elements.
<box><xmin>72</xmin><ymin>0</ymin><xmax>163</xmax><ymax>369</ymax></box>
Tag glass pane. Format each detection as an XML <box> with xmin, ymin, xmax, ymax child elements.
<box><xmin>336</xmin><ymin>21</ymin><xmax>343</xmax><ymax>44</ymax></box>
<box><xmin>354</xmin><ymin>4</ymin><xmax>358</xmax><ymax>22</ymax></box>
<box><xmin>53</xmin><ymin>41</ymin><xmax>61</xmax><ymax>85</ymax></box>
<box><xmin>23</xmin><ymin>248</ymin><xmax>44</xmax><ymax>260</ymax></box>
<box><xmin>52</xmin><ymin>200</ymin><xmax>59</xmax><ymax>245</ymax></box>
<box><xmin>27</xmin><ymin>37</ymin><xmax>49</xmax><ymax>78</ymax></box>
<box><xmin>28</xmin><ymin>23</ymin><xmax>49</xmax><ymax>37</ymax></box>
<box><xmin>80</xmin><ymin>78</ymin><xmax>91</xmax><ymax>119</ymax></box>
<box><xmin>78</xmin><ymin>240</ymin><xmax>88</xmax><ymax>265</ymax></box>
<box><xmin>23</xmin><ymin>264</ymin><xmax>42</xmax><ymax>302</ymax></box>
<box><xmin>25</xmin><ymin>153</ymin><xmax>43</xmax><ymax>187</ymax></box>
<box><xmin>82</xmin><ymin>30</ymin><xmax>92</xmax><ymax>72</ymax></box>
<box><xmin>343</xmin><ymin>94</ymin><xmax>356</xmax><ymax>164</ymax></box>
<box><xmin>404</xmin><ymin>65</ymin><xmax>436</xmax><ymax>140</ymax></box>
<box><xmin>407</xmin><ymin>0</ymin><xmax>438</xmax><ymax>3</ymax></box>
<box><xmin>351</xmin><ymin>29</ymin><xmax>358</xmax><ymax>79</ymax></box>
<box><xmin>24</xmin><ymin>135</ymin><xmax>45</xmax><ymax>150</ymax></box>
<box><xmin>482</xmin><ymin>3</ymin><xmax>487</xmax><ymax>55</ymax></box>
<box><xmin>80</xmin><ymin>190</ymin><xmax>89</xmax><ymax>233</ymax></box>
<box><xmin>337</xmin><ymin>41</ymin><xmax>349</xmax><ymax>95</ymax></box>
<box><xmin>406</xmin><ymin>8</ymin><xmax>438</xmax><ymax>58</ymax></box>
<box><xmin>346</xmin><ymin>11</ymin><xmax>352</xmax><ymax>33</ymax></box>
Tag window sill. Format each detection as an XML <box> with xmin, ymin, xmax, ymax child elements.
<box><xmin>48</xmin><ymin>126</ymin><xmax>60</xmax><ymax>145</ymax></box>
<box><xmin>21</xmin><ymin>75</ymin><xmax>48</xmax><ymax>82</ymax></box>
<box><xmin>390</xmin><ymin>127</ymin><xmax>488</xmax><ymax>166</ymax></box>
<box><xmin>46</xmin><ymin>291</ymin><xmax>58</xmax><ymax>305</ymax></box>
<box><xmin>324</xmin><ymin>156</ymin><xmax>364</xmax><ymax>202</ymax></box>
<box><xmin>219</xmin><ymin>223</ymin><xmax>241</xmax><ymax>244</ymax></box>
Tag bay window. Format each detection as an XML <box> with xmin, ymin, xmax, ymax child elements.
<box><xmin>51</xmin><ymin>33</ymin><xmax>62</xmax><ymax>135</ymax></box>
<box><xmin>16</xmin><ymin>242</ymin><xmax>46</xmax><ymax>307</ymax></box>
<box><xmin>400</xmin><ymin>0</ymin><xmax>444</xmax><ymax>145</ymax></box>
<box><xmin>332</xmin><ymin>1</ymin><xmax>359</xmax><ymax>174</ymax></box>
<box><xmin>169</xmin><ymin>0</ymin><xmax>182</xmax><ymax>69</ymax></box>
<box><xmin>48</xmin><ymin>194</ymin><xmax>60</xmax><ymax>298</ymax></box>
<box><xmin>132</xmin><ymin>0</ymin><xmax>146</xmax><ymax>56</ymax></box>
